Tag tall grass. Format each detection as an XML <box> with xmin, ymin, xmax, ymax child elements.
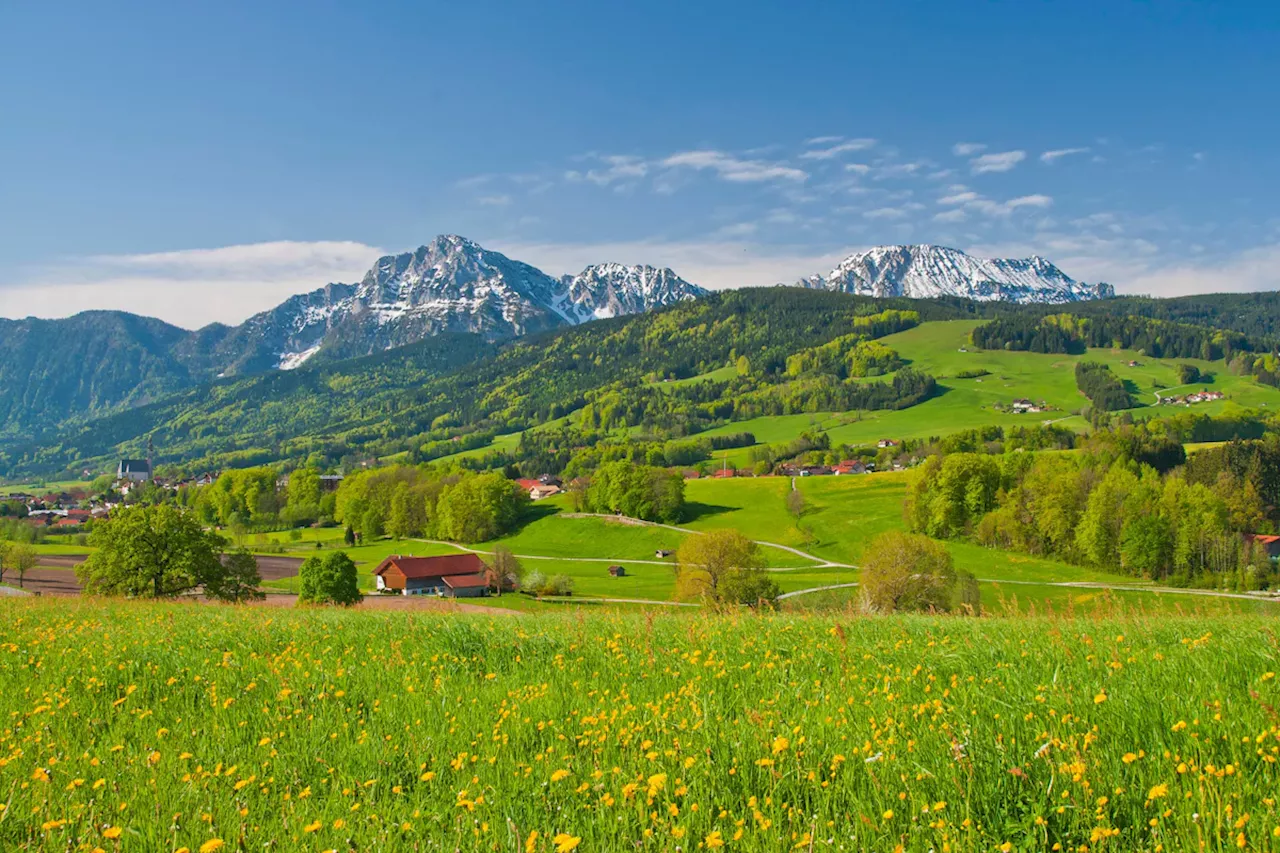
<box><xmin>1</xmin><ymin>599</ymin><xmax>1277</xmax><ymax>851</ymax></box>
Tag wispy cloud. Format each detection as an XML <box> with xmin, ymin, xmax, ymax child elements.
<box><xmin>970</xmin><ymin>150</ymin><xmax>1026</xmax><ymax>174</ymax></box>
<box><xmin>2</xmin><ymin>241</ymin><xmax>384</xmax><ymax>328</ymax></box>
<box><xmin>564</xmin><ymin>154</ymin><xmax>650</xmax><ymax>187</ymax></box>
<box><xmin>937</xmin><ymin>185</ymin><xmax>1052</xmax><ymax>218</ymax></box>
<box><xmin>1040</xmin><ymin>147</ymin><xmax>1090</xmax><ymax>164</ymax></box>
<box><xmin>799</xmin><ymin>138</ymin><xmax>877</xmax><ymax>160</ymax></box>
<box><xmin>952</xmin><ymin>142</ymin><xmax>987</xmax><ymax>156</ymax></box>
<box><xmin>477</xmin><ymin>195</ymin><xmax>512</xmax><ymax>207</ymax></box>
<box><xmin>661</xmin><ymin>150</ymin><xmax>808</xmax><ymax>183</ymax></box>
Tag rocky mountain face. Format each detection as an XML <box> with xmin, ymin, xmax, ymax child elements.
<box><xmin>798</xmin><ymin>244</ymin><xmax>1114</xmax><ymax>303</ymax></box>
<box><xmin>558</xmin><ymin>263</ymin><xmax>708</xmax><ymax>323</ymax></box>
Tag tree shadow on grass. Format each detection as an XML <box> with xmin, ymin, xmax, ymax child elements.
<box><xmin>681</xmin><ymin>502</ymin><xmax>736</xmax><ymax>524</ymax></box>
<box><xmin>507</xmin><ymin>502</ymin><xmax>561</xmax><ymax>534</ymax></box>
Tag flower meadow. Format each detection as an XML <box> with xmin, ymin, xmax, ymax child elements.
<box><xmin>1</xmin><ymin>600</ymin><xmax>1278</xmax><ymax>852</ymax></box>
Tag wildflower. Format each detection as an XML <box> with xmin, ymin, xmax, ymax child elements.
<box><xmin>304</xmin><ymin>820</ymin><xmax>322</xmax><ymax>833</ymax></box>
<box><xmin>31</xmin><ymin>767</ymin><xmax>50</xmax><ymax>783</ymax></box>
<box><xmin>199</xmin><ymin>842</ymin><xmax>225</xmax><ymax>853</ymax></box>
<box><xmin>793</xmin><ymin>833</ymin><xmax>812</xmax><ymax>849</ymax></box>
<box><xmin>705</xmin><ymin>830</ymin><xmax>725</xmax><ymax>848</ymax></box>
<box><xmin>772</xmin><ymin>736</ymin><xmax>790</xmax><ymax>754</ymax></box>
<box><xmin>1147</xmin><ymin>783</ymin><xmax>1169</xmax><ymax>801</ymax></box>
<box><xmin>1123</xmin><ymin>752</ymin><xmax>1138</xmax><ymax>764</ymax></box>
<box><xmin>1094</xmin><ymin>692</ymin><xmax>1107</xmax><ymax>704</ymax></box>
<box><xmin>553</xmin><ymin>833</ymin><xmax>580</xmax><ymax>852</ymax></box>
<box><xmin>883</xmin><ymin>809</ymin><xmax>894</xmax><ymax>820</ymax></box>
<box><xmin>550</xmin><ymin>769</ymin><xmax>571</xmax><ymax>783</ymax></box>
<box><xmin>103</xmin><ymin>827</ymin><xmax>123</xmax><ymax>839</ymax></box>
<box><xmin>525</xmin><ymin>830</ymin><xmax>539</xmax><ymax>852</ymax></box>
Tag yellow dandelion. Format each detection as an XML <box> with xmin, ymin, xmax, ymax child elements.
<box><xmin>553</xmin><ymin>833</ymin><xmax>581</xmax><ymax>853</ymax></box>
<box><xmin>103</xmin><ymin>827</ymin><xmax>123</xmax><ymax>839</ymax></box>
<box><xmin>199</xmin><ymin>841</ymin><xmax>225</xmax><ymax>853</ymax></box>
<box><xmin>304</xmin><ymin>820</ymin><xmax>323</xmax><ymax>833</ymax></box>
<box><xmin>525</xmin><ymin>830</ymin><xmax>539</xmax><ymax>852</ymax></box>
<box><xmin>1147</xmin><ymin>783</ymin><xmax>1168</xmax><ymax>801</ymax></box>
<box><xmin>705</xmin><ymin>830</ymin><xmax>725</xmax><ymax>848</ymax></box>
<box><xmin>550</xmin><ymin>769</ymin><xmax>571</xmax><ymax>783</ymax></box>
<box><xmin>772</xmin><ymin>736</ymin><xmax>790</xmax><ymax>754</ymax></box>
<box><xmin>1094</xmin><ymin>692</ymin><xmax>1107</xmax><ymax>704</ymax></box>
<box><xmin>793</xmin><ymin>833</ymin><xmax>813</xmax><ymax>849</ymax></box>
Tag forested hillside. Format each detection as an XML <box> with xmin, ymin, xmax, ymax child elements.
<box><xmin>3</xmin><ymin>290</ymin><xmax>978</xmax><ymax>476</ymax></box>
<box><xmin>9</xmin><ymin>287</ymin><xmax>1280</xmax><ymax>481</ymax></box>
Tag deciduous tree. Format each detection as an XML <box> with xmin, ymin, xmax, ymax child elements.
<box><xmin>77</xmin><ymin>504</ymin><xmax>225</xmax><ymax>598</ymax></box>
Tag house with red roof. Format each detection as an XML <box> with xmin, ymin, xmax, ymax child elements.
<box><xmin>372</xmin><ymin>554</ymin><xmax>491</xmax><ymax>597</ymax></box>
<box><xmin>1244</xmin><ymin>534</ymin><xmax>1280</xmax><ymax>561</ymax></box>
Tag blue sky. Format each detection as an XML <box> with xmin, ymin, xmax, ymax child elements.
<box><xmin>3</xmin><ymin>0</ymin><xmax>1279</xmax><ymax>327</ymax></box>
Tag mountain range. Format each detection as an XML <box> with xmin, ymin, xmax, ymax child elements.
<box><xmin>0</xmin><ymin>236</ymin><xmax>1111</xmax><ymax>436</ymax></box>
<box><xmin>798</xmin><ymin>244</ymin><xmax>1114</xmax><ymax>302</ymax></box>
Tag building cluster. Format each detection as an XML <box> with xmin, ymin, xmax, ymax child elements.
<box><xmin>1157</xmin><ymin>389</ymin><xmax>1225</xmax><ymax>406</ymax></box>
<box><xmin>995</xmin><ymin>398</ymin><xmax>1054</xmax><ymax>415</ymax></box>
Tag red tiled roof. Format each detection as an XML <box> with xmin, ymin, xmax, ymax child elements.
<box><xmin>374</xmin><ymin>553</ymin><xmax>488</xmax><ymax>579</ymax></box>
<box><xmin>442</xmin><ymin>573</ymin><xmax>488</xmax><ymax>589</ymax></box>
<box><xmin>1246</xmin><ymin>534</ymin><xmax>1280</xmax><ymax>545</ymax></box>
<box><xmin>514</xmin><ymin>479</ymin><xmax>540</xmax><ymax>490</ymax></box>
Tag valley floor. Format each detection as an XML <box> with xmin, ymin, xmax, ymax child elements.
<box><xmin>19</xmin><ymin>470</ymin><xmax>1280</xmax><ymax>616</ymax></box>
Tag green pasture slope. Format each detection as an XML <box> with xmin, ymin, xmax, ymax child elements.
<box><xmin>693</xmin><ymin>319</ymin><xmax>1280</xmax><ymax>467</ymax></box>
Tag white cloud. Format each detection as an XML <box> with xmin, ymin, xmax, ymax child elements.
<box><xmin>799</xmin><ymin>138</ymin><xmax>877</xmax><ymax>160</ymax></box>
<box><xmin>938</xmin><ymin>190</ymin><xmax>979</xmax><ymax>205</ymax></box>
<box><xmin>564</xmin><ymin>155</ymin><xmax>650</xmax><ymax>187</ymax></box>
<box><xmin>970</xmin><ymin>150</ymin><xmax>1026</xmax><ymax>174</ymax></box>
<box><xmin>1040</xmin><ymin>147</ymin><xmax>1090</xmax><ymax>164</ymax></box>
<box><xmin>713</xmin><ymin>222</ymin><xmax>759</xmax><ymax>238</ymax></box>
<box><xmin>863</xmin><ymin>207</ymin><xmax>909</xmax><ymax>220</ymax></box>
<box><xmin>661</xmin><ymin>150</ymin><xmax>808</xmax><ymax>183</ymax></box>
<box><xmin>1</xmin><ymin>240</ymin><xmax>384</xmax><ymax>329</ymax></box>
<box><xmin>477</xmin><ymin>195</ymin><xmax>512</xmax><ymax>207</ymax></box>
<box><xmin>934</xmin><ymin>209</ymin><xmax>967</xmax><ymax>223</ymax></box>
<box><xmin>952</xmin><ymin>142</ymin><xmax>987</xmax><ymax>156</ymax></box>
<box><xmin>1121</xmin><ymin>245</ymin><xmax>1280</xmax><ymax>297</ymax></box>
<box><xmin>844</xmin><ymin>163</ymin><xmax>871</xmax><ymax>175</ymax></box>
<box><xmin>805</xmin><ymin>135</ymin><xmax>844</xmax><ymax>145</ymax></box>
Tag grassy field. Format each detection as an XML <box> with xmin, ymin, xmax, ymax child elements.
<box><xmin>2</xmin><ymin>599</ymin><xmax>1278</xmax><ymax>852</ymax></box>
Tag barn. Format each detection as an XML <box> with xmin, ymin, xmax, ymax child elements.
<box><xmin>373</xmin><ymin>554</ymin><xmax>491</xmax><ymax>597</ymax></box>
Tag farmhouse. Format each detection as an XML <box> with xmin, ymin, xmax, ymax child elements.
<box><xmin>877</xmin><ymin>439</ymin><xmax>899</xmax><ymax>448</ymax></box>
<box><xmin>373</xmin><ymin>554</ymin><xmax>490</xmax><ymax>597</ymax></box>
<box><xmin>607</xmin><ymin>565</ymin><xmax>626</xmax><ymax>577</ymax></box>
<box><xmin>1244</xmin><ymin>534</ymin><xmax>1280</xmax><ymax>561</ymax></box>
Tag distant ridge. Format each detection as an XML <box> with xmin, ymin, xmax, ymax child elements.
<box><xmin>797</xmin><ymin>244</ymin><xmax>1114</xmax><ymax>303</ymax></box>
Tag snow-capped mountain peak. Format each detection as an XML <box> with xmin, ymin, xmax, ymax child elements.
<box><xmin>560</xmin><ymin>263</ymin><xmax>708</xmax><ymax>321</ymax></box>
<box><xmin>799</xmin><ymin>244</ymin><xmax>1113</xmax><ymax>303</ymax></box>
<box><xmin>224</xmin><ymin>237</ymin><xmax>708</xmax><ymax>373</ymax></box>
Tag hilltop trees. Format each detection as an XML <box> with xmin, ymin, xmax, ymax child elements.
<box><xmin>583</xmin><ymin>461</ymin><xmax>685</xmax><ymax>523</ymax></box>
<box><xmin>675</xmin><ymin>529</ymin><xmax>779</xmax><ymax>606</ymax></box>
<box><xmin>435</xmin><ymin>472</ymin><xmax>528</xmax><ymax>542</ymax></box>
<box><xmin>909</xmin><ymin>430</ymin><xmax>1278</xmax><ymax>587</ymax></box>
<box><xmin>0</xmin><ymin>541</ymin><xmax>37</xmax><ymax>588</ymax></box>
<box><xmin>297</xmin><ymin>551</ymin><xmax>362</xmax><ymax>606</ymax></box>
<box><xmin>859</xmin><ymin>531</ymin><xmax>975</xmax><ymax>613</ymax></box>
<box><xmin>205</xmin><ymin>547</ymin><xmax>265</xmax><ymax>603</ymax></box>
<box><xmin>78</xmin><ymin>504</ymin><xmax>226</xmax><ymax>598</ymax></box>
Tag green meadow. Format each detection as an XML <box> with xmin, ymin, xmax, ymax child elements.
<box><xmin>3</xmin><ymin>599</ymin><xmax>1279</xmax><ymax>852</ymax></box>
